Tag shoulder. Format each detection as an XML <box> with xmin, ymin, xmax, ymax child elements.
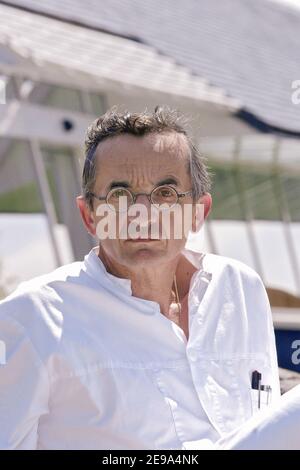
<box><xmin>193</xmin><ymin>253</ymin><xmax>277</xmax><ymax>364</ymax></box>
<box><xmin>203</xmin><ymin>252</ymin><xmax>261</xmax><ymax>281</ymax></box>
<box><xmin>0</xmin><ymin>260</ymin><xmax>85</xmax><ymax>362</ymax></box>
<box><xmin>200</xmin><ymin>252</ymin><xmax>271</xmax><ymax>326</ymax></box>
<box><xmin>0</xmin><ymin>259</ymin><xmax>85</xmax><ymax>314</ymax></box>
<box><xmin>8</xmin><ymin>259</ymin><xmax>85</xmax><ymax>294</ymax></box>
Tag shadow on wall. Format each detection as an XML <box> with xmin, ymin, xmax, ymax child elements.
<box><xmin>267</xmin><ymin>287</ymin><xmax>300</xmax><ymax>308</ymax></box>
<box><xmin>279</xmin><ymin>368</ymin><xmax>300</xmax><ymax>394</ymax></box>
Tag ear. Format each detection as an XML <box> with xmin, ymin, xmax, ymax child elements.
<box><xmin>76</xmin><ymin>195</ymin><xmax>96</xmax><ymax>236</ymax></box>
<box><xmin>192</xmin><ymin>192</ymin><xmax>212</xmax><ymax>232</ymax></box>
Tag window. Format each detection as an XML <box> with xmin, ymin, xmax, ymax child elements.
<box><xmin>89</xmin><ymin>92</ymin><xmax>106</xmax><ymax>115</ymax></box>
<box><xmin>209</xmin><ymin>163</ymin><xmax>244</xmax><ymax>220</ymax></box>
<box><xmin>239</xmin><ymin>168</ymin><xmax>281</xmax><ymax>220</ymax></box>
<box><xmin>0</xmin><ymin>139</ymin><xmax>43</xmax><ymax>213</ymax></box>
<box><xmin>281</xmin><ymin>174</ymin><xmax>300</xmax><ymax>222</ymax></box>
<box><xmin>29</xmin><ymin>82</ymin><xmax>83</xmax><ymax>112</ymax></box>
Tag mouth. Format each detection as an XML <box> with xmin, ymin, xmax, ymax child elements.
<box><xmin>126</xmin><ymin>238</ymin><xmax>161</xmax><ymax>242</ymax></box>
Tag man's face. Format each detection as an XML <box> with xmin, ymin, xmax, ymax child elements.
<box><xmin>84</xmin><ymin>132</ymin><xmax>203</xmax><ymax>269</ymax></box>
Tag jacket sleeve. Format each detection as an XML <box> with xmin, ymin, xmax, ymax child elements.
<box><xmin>0</xmin><ymin>301</ymin><xmax>50</xmax><ymax>449</ymax></box>
<box><xmin>248</xmin><ymin>271</ymin><xmax>281</xmax><ymax>405</ymax></box>
<box><xmin>217</xmin><ymin>384</ymin><xmax>300</xmax><ymax>449</ymax></box>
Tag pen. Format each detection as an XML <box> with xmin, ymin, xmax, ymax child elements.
<box><xmin>261</xmin><ymin>384</ymin><xmax>272</xmax><ymax>405</ymax></box>
<box><xmin>251</xmin><ymin>370</ymin><xmax>262</xmax><ymax>409</ymax></box>
<box><xmin>251</xmin><ymin>371</ymin><xmax>272</xmax><ymax>409</ymax></box>
<box><xmin>257</xmin><ymin>373</ymin><xmax>261</xmax><ymax>409</ymax></box>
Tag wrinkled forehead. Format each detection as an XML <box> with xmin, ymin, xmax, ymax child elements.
<box><xmin>94</xmin><ymin>132</ymin><xmax>190</xmax><ymax>176</ymax></box>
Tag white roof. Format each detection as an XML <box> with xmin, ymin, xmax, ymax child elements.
<box><xmin>0</xmin><ymin>3</ymin><xmax>240</xmax><ymax>109</ymax></box>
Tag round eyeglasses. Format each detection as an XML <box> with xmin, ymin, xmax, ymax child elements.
<box><xmin>88</xmin><ymin>185</ymin><xmax>193</xmax><ymax>212</ymax></box>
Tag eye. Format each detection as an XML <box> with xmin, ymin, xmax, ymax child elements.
<box><xmin>156</xmin><ymin>187</ymin><xmax>175</xmax><ymax>198</ymax></box>
<box><xmin>111</xmin><ymin>188</ymin><xmax>128</xmax><ymax>199</ymax></box>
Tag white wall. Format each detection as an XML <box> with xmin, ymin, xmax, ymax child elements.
<box><xmin>0</xmin><ymin>213</ymin><xmax>74</xmax><ymax>295</ymax></box>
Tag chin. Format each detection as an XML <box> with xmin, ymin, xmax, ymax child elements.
<box><xmin>123</xmin><ymin>246</ymin><xmax>166</xmax><ymax>264</ymax></box>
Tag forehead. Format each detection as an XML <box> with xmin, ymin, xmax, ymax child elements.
<box><xmin>94</xmin><ymin>132</ymin><xmax>190</xmax><ymax>179</ymax></box>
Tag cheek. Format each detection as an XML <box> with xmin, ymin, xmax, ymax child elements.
<box><xmin>94</xmin><ymin>205</ymin><xmax>193</xmax><ymax>243</ymax></box>
<box><xmin>94</xmin><ymin>208</ymin><xmax>118</xmax><ymax>240</ymax></box>
<box><xmin>94</xmin><ymin>210</ymin><xmax>139</xmax><ymax>242</ymax></box>
<box><xmin>160</xmin><ymin>205</ymin><xmax>193</xmax><ymax>239</ymax></box>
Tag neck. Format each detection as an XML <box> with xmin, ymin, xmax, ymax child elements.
<box><xmin>98</xmin><ymin>246</ymin><xmax>180</xmax><ymax>316</ymax></box>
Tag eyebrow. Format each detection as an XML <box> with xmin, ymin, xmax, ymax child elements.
<box><xmin>107</xmin><ymin>176</ymin><xmax>179</xmax><ymax>191</ymax></box>
<box><xmin>156</xmin><ymin>177</ymin><xmax>178</xmax><ymax>186</ymax></box>
<box><xmin>108</xmin><ymin>181</ymin><xmax>131</xmax><ymax>190</ymax></box>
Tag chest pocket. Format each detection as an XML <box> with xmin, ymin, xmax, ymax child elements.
<box><xmin>190</xmin><ymin>355</ymin><xmax>272</xmax><ymax>437</ymax></box>
<box><xmin>152</xmin><ymin>364</ymin><xmax>220</xmax><ymax>446</ymax></box>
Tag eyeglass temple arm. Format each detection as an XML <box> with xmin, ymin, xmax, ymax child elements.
<box><xmin>88</xmin><ymin>192</ymin><xmax>106</xmax><ymax>201</ymax></box>
<box><xmin>178</xmin><ymin>190</ymin><xmax>193</xmax><ymax>198</ymax></box>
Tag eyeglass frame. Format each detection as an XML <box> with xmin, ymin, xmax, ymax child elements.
<box><xmin>87</xmin><ymin>185</ymin><xmax>193</xmax><ymax>211</ymax></box>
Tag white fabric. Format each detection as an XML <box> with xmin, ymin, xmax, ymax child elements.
<box><xmin>0</xmin><ymin>237</ymin><xmax>280</xmax><ymax>450</ymax></box>
<box><xmin>217</xmin><ymin>384</ymin><xmax>300</xmax><ymax>450</ymax></box>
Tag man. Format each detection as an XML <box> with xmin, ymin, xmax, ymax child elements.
<box><xmin>0</xmin><ymin>106</ymin><xmax>280</xmax><ymax>450</ymax></box>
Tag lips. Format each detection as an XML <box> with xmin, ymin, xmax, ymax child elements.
<box><xmin>126</xmin><ymin>238</ymin><xmax>160</xmax><ymax>242</ymax></box>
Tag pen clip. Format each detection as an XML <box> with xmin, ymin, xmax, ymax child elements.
<box><xmin>251</xmin><ymin>370</ymin><xmax>272</xmax><ymax>409</ymax></box>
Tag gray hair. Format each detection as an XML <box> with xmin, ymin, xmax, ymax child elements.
<box><xmin>82</xmin><ymin>105</ymin><xmax>212</xmax><ymax>209</ymax></box>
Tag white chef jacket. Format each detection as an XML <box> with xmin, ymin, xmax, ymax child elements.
<box><xmin>217</xmin><ymin>384</ymin><xmax>300</xmax><ymax>450</ymax></box>
<box><xmin>0</xmin><ymin>240</ymin><xmax>280</xmax><ymax>450</ymax></box>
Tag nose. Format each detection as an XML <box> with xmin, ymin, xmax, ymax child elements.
<box><xmin>134</xmin><ymin>193</ymin><xmax>152</xmax><ymax>206</ymax></box>
<box><xmin>125</xmin><ymin>192</ymin><xmax>163</xmax><ymax>240</ymax></box>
